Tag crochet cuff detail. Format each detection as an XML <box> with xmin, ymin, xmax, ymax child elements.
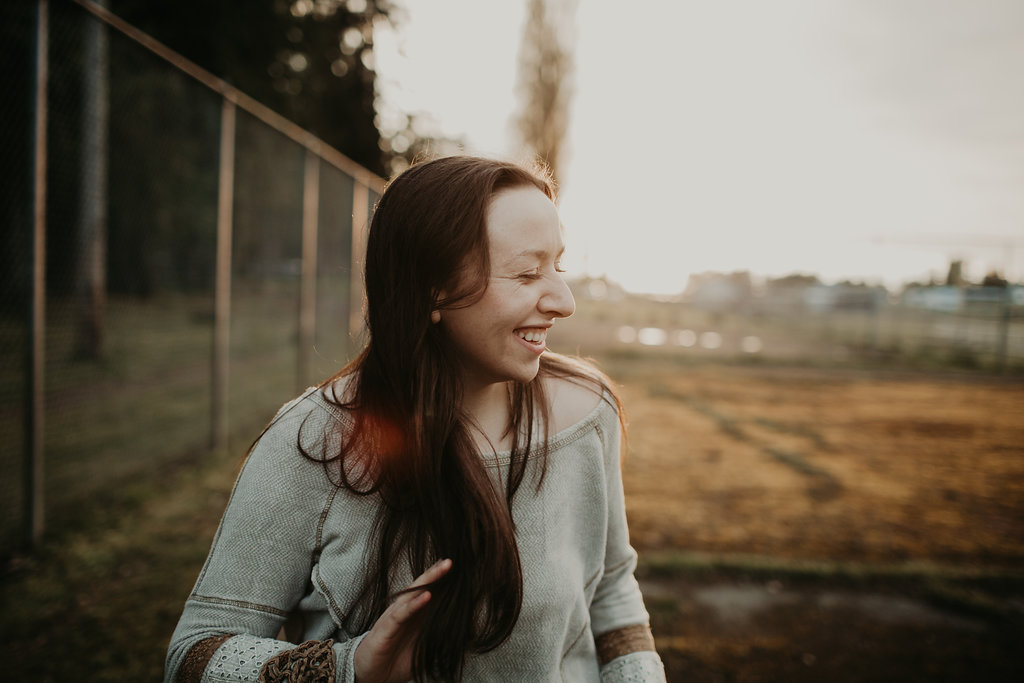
<box><xmin>595</xmin><ymin>623</ymin><xmax>656</xmax><ymax>665</ymax></box>
<box><xmin>259</xmin><ymin>639</ymin><xmax>336</xmax><ymax>683</ymax></box>
<box><xmin>177</xmin><ymin>634</ymin><xmax>232</xmax><ymax>683</ymax></box>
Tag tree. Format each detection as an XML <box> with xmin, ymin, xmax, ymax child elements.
<box><xmin>93</xmin><ymin>0</ymin><xmax>413</xmax><ymax>304</ymax></box>
<box><xmin>110</xmin><ymin>0</ymin><xmax>397</xmax><ymax>176</ymax></box>
<box><xmin>945</xmin><ymin>259</ymin><xmax>965</xmax><ymax>287</ymax></box>
<box><xmin>982</xmin><ymin>270</ymin><xmax>1008</xmax><ymax>288</ymax></box>
<box><xmin>514</xmin><ymin>0</ymin><xmax>577</xmax><ymax>186</ymax></box>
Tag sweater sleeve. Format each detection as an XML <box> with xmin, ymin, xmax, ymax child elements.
<box><xmin>589</xmin><ymin>399</ymin><xmax>666</xmax><ymax>681</ymax></box>
<box><xmin>164</xmin><ymin>397</ymin><xmax>363</xmax><ymax>683</ymax></box>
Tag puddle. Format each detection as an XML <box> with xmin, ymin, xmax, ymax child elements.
<box><xmin>644</xmin><ymin>579</ymin><xmax>988</xmax><ymax>632</ymax></box>
<box><xmin>690</xmin><ymin>584</ymin><xmax>800</xmax><ymax>624</ymax></box>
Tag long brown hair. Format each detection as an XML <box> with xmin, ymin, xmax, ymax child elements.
<box><xmin>299</xmin><ymin>156</ymin><xmax>613</xmax><ymax>681</ymax></box>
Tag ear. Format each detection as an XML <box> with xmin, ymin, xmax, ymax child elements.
<box><xmin>431</xmin><ymin>286</ymin><xmax>448</xmax><ymax>321</ymax></box>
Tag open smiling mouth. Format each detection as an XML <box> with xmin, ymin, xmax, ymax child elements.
<box><xmin>515</xmin><ymin>328</ymin><xmax>547</xmax><ymax>346</ymax></box>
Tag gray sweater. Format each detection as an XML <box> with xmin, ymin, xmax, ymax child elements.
<box><xmin>165</xmin><ymin>385</ymin><xmax>664</xmax><ymax>682</ymax></box>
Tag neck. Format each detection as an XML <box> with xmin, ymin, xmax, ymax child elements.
<box><xmin>461</xmin><ymin>380</ymin><xmax>513</xmax><ymax>451</ymax></box>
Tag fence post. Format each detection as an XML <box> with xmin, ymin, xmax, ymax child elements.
<box><xmin>212</xmin><ymin>98</ymin><xmax>236</xmax><ymax>451</ymax></box>
<box><xmin>75</xmin><ymin>0</ymin><xmax>108</xmax><ymax>359</ymax></box>
<box><xmin>996</xmin><ymin>288</ymin><xmax>1011</xmax><ymax>372</ymax></box>
<box><xmin>25</xmin><ymin>0</ymin><xmax>49</xmax><ymax>548</ymax></box>
<box><xmin>349</xmin><ymin>181</ymin><xmax>369</xmax><ymax>352</ymax></box>
<box><xmin>298</xmin><ymin>150</ymin><xmax>319</xmax><ymax>388</ymax></box>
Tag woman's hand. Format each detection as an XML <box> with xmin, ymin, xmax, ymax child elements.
<box><xmin>353</xmin><ymin>558</ymin><xmax>453</xmax><ymax>683</ymax></box>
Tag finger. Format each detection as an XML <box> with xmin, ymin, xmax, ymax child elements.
<box><xmin>379</xmin><ymin>589</ymin><xmax>432</xmax><ymax>635</ymax></box>
<box><xmin>376</xmin><ymin>559</ymin><xmax>453</xmax><ymax>638</ymax></box>
<box><xmin>408</xmin><ymin>558</ymin><xmax>452</xmax><ymax>590</ymax></box>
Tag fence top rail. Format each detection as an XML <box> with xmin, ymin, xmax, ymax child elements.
<box><xmin>71</xmin><ymin>0</ymin><xmax>386</xmax><ymax>194</ymax></box>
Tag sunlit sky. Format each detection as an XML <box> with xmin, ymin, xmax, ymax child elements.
<box><xmin>373</xmin><ymin>0</ymin><xmax>1024</xmax><ymax>295</ymax></box>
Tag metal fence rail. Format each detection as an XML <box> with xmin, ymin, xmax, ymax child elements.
<box><xmin>2</xmin><ymin>0</ymin><xmax>383</xmax><ymax>552</ymax></box>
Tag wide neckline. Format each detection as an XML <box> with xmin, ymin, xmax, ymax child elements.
<box><xmin>305</xmin><ymin>386</ymin><xmax>609</xmax><ymax>468</ymax></box>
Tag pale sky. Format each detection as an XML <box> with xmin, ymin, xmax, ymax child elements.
<box><xmin>373</xmin><ymin>0</ymin><xmax>1024</xmax><ymax>294</ymax></box>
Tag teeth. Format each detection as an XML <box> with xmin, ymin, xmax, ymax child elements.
<box><xmin>516</xmin><ymin>329</ymin><xmax>547</xmax><ymax>343</ymax></box>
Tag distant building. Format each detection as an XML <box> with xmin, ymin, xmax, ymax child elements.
<box><xmin>901</xmin><ymin>285</ymin><xmax>962</xmax><ymax>312</ymax></box>
<box><xmin>901</xmin><ymin>284</ymin><xmax>1023</xmax><ymax>311</ymax></box>
<box><xmin>683</xmin><ymin>271</ymin><xmax>753</xmax><ymax>312</ymax></box>
<box><xmin>803</xmin><ymin>283</ymin><xmax>888</xmax><ymax>313</ymax></box>
<box><xmin>758</xmin><ymin>273</ymin><xmax>820</xmax><ymax>314</ymax></box>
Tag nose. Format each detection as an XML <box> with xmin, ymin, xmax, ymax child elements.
<box><xmin>540</xmin><ymin>273</ymin><xmax>576</xmax><ymax>319</ymax></box>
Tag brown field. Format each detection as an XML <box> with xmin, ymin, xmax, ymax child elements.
<box><xmin>603</xmin><ymin>358</ymin><xmax>1024</xmax><ymax>682</ymax></box>
<box><xmin>617</xmin><ymin>362</ymin><xmax>1024</xmax><ymax>564</ymax></box>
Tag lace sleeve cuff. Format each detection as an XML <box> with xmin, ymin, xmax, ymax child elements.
<box><xmin>599</xmin><ymin>651</ymin><xmax>667</xmax><ymax>682</ymax></box>
<box><xmin>185</xmin><ymin>634</ymin><xmax>337</xmax><ymax>683</ymax></box>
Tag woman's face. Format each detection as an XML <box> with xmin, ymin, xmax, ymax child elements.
<box><xmin>439</xmin><ymin>185</ymin><xmax>575</xmax><ymax>391</ymax></box>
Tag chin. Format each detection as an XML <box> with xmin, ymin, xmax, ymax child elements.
<box><xmin>510</xmin><ymin>362</ymin><xmax>542</xmax><ymax>384</ymax></box>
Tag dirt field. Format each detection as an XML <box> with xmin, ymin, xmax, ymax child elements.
<box><xmin>605</xmin><ymin>358</ymin><xmax>1024</xmax><ymax>681</ymax></box>
<box><xmin>617</xmin><ymin>362</ymin><xmax>1024</xmax><ymax>563</ymax></box>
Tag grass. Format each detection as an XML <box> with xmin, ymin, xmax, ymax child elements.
<box><xmin>0</xmin><ymin>290</ymin><xmax>332</xmax><ymax>680</ymax></box>
<box><xmin>753</xmin><ymin>417</ymin><xmax>833</xmax><ymax>451</ymax></box>
<box><xmin>643</xmin><ymin>380</ymin><xmax>844</xmax><ymax>499</ymax></box>
<box><xmin>638</xmin><ymin>548</ymin><xmax>1024</xmax><ymax>626</ymax></box>
<box><xmin>638</xmin><ymin>548</ymin><xmax>1024</xmax><ymax>587</ymax></box>
<box><xmin>1</xmin><ymin>442</ymin><xmax>241</xmax><ymax>681</ymax></box>
<box><xmin>0</xmin><ymin>291</ymin><xmax>309</xmax><ymax>547</ymax></box>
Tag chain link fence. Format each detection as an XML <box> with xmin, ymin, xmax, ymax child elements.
<box><xmin>1</xmin><ymin>0</ymin><xmax>382</xmax><ymax>553</ymax></box>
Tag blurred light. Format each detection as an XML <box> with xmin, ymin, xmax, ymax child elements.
<box><xmin>375</xmin><ymin>108</ymin><xmax>408</xmax><ymax>137</ymax></box>
<box><xmin>637</xmin><ymin>327</ymin><xmax>668</xmax><ymax>346</ymax></box>
<box><xmin>587</xmin><ymin>279</ymin><xmax>608</xmax><ymax>299</ymax></box>
<box><xmin>740</xmin><ymin>335</ymin><xmax>763</xmax><ymax>353</ymax></box>
<box><xmin>346</xmin><ymin>0</ymin><xmax>368</xmax><ymax>12</ymax></box>
<box><xmin>313</xmin><ymin>0</ymin><xmax>339</xmax><ymax>18</ymax></box>
<box><xmin>291</xmin><ymin>0</ymin><xmax>314</xmax><ymax>18</ymax></box>
<box><xmin>390</xmin><ymin>133</ymin><xmax>410</xmax><ymax>154</ymax></box>
<box><xmin>699</xmin><ymin>331</ymin><xmax>722</xmax><ymax>349</ymax></box>
<box><xmin>674</xmin><ymin>329</ymin><xmax>696</xmax><ymax>347</ymax></box>
<box><xmin>341</xmin><ymin>27</ymin><xmax>363</xmax><ymax>54</ymax></box>
<box><xmin>330</xmin><ymin>59</ymin><xmax>349</xmax><ymax>77</ymax></box>
<box><xmin>287</xmin><ymin>53</ymin><xmax>309</xmax><ymax>73</ymax></box>
<box><xmin>617</xmin><ymin>326</ymin><xmax>637</xmax><ymax>343</ymax></box>
<box><xmin>360</xmin><ymin>49</ymin><xmax>375</xmax><ymax>71</ymax></box>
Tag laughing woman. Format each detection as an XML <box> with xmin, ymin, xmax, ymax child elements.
<box><xmin>165</xmin><ymin>156</ymin><xmax>665</xmax><ymax>682</ymax></box>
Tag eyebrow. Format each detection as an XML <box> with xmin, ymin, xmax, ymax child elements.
<box><xmin>502</xmin><ymin>246</ymin><xmax>566</xmax><ymax>267</ymax></box>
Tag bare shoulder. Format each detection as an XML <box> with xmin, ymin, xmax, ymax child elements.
<box><xmin>540</xmin><ymin>371</ymin><xmax>611</xmax><ymax>435</ymax></box>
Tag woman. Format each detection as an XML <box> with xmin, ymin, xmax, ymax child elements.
<box><xmin>166</xmin><ymin>156</ymin><xmax>665</xmax><ymax>682</ymax></box>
